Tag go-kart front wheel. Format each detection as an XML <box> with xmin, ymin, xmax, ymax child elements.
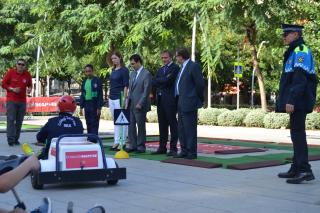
<box><xmin>31</xmin><ymin>170</ymin><xmax>43</xmax><ymax>190</ymax></box>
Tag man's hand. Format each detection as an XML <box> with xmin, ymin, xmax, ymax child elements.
<box><xmin>286</xmin><ymin>104</ymin><xmax>294</xmax><ymax>113</ymax></box>
<box><xmin>136</xmin><ymin>103</ymin><xmax>142</xmax><ymax>110</ymax></box>
<box><xmin>26</xmin><ymin>87</ymin><xmax>32</xmax><ymax>94</ymax></box>
<box><xmin>80</xmin><ymin>108</ymin><xmax>84</xmax><ymax>116</ymax></box>
<box><xmin>97</xmin><ymin>109</ymin><xmax>101</xmax><ymax>116</ymax></box>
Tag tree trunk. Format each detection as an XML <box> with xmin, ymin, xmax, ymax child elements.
<box><xmin>250</xmin><ymin>44</ymin><xmax>267</xmax><ymax>111</ymax></box>
<box><xmin>246</xmin><ymin>24</ymin><xmax>267</xmax><ymax>111</ymax></box>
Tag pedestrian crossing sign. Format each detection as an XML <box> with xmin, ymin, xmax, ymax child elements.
<box><xmin>114</xmin><ymin>109</ymin><xmax>130</xmax><ymax>125</ymax></box>
<box><xmin>233</xmin><ymin>62</ymin><xmax>244</xmax><ymax>78</ymax></box>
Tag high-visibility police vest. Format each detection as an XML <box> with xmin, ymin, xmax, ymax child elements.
<box><xmin>284</xmin><ymin>44</ymin><xmax>315</xmax><ymax>74</ymax></box>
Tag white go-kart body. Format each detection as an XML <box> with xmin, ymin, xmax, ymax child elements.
<box><xmin>31</xmin><ymin>134</ymin><xmax>126</xmax><ymax>189</ymax></box>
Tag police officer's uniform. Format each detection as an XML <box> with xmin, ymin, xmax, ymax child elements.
<box><xmin>37</xmin><ymin>112</ymin><xmax>84</xmax><ymax>159</ymax></box>
<box><xmin>276</xmin><ymin>24</ymin><xmax>317</xmax><ymax>183</ymax></box>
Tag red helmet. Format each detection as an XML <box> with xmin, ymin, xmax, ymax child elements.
<box><xmin>58</xmin><ymin>95</ymin><xmax>76</xmax><ymax>113</ymax></box>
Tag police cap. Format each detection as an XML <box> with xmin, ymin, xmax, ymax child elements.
<box><xmin>282</xmin><ymin>24</ymin><xmax>304</xmax><ymax>32</ymax></box>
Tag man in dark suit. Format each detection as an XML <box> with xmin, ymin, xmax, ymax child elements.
<box><xmin>174</xmin><ymin>48</ymin><xmax>204</xmax><ymax>159</ymax></box>
<box><xmin>151</xmin><ymin>50</ymin><xmax>180</xmax><ymax>156</ymax></box>
<box><xmin>126</xmin><ymin>54</ymin><xmax>152</xmax><ymax>153</ymax></box>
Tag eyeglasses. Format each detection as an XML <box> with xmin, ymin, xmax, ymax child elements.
<box><xmin>17</xmin><ymin>63</ymin><xmax>25</xmax><ymax>66</ymax></box>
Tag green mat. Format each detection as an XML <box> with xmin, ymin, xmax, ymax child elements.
<box><xmin>103</xmin><ymin>136</ymin><xmax>320</xmax><ymax>169</ymax></box>
<box><xmin>0</xmin><ymin>122</ymin><xmax>41</xmax><ymax>130</ymax></box>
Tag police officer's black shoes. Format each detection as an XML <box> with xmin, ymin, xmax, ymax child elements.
<box><xmin>278</xmin><ymin>165</ymin><xmax>297</xmax><ymax>178</ymax></box>
<box><xmin>278</xmin><ymin>170</ymin><xmax>297</xmax><ymax>178</ymax></box>
<box><xmin>286</xmin><ymin>172</ymin><xmax>315</xmax><ymax>184</ymax></box>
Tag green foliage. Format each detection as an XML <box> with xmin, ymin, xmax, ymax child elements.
<box><xmin>101</xmin><ymin>107</ymin><xmax>112</xmax><ymax>120</ymax></box>
<box><xmin>306</xmin><ymin>112</ymin><xmax>320</xmax><ymax>130</ymax></box>
<box><xmin>263</xmin><ymin>112</ymin><xmax>289</xmax><ymax>129</ymax></box>
<box><xmin>217</xmin><ymin>109</ymin><xmax>247</xmax><ymax>127</ymax></box>
<box><xmin>147</xmin><ymin>106</ymin><xmax>158</xmax><ymax>123</ymax></box>
<box><xmin>198</xmin><ymin>108</ymin><xmax>228</xmax><ymax>125</ymax></box>
<box><xmin>244</xmin><ymin>109</ymin><xmax>266</xmax><ymax>127</ymax></box>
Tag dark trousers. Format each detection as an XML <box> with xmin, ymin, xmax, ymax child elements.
<box><xmin>290</xmin><ymin>111</ymin><xmax>311</xmax><ymax>172</ymax></box>
<box><xmin>6</xmin><ymin>101</ymin><xmax>26</xmax><ymax>144</ymax></box>
<box><xmin>128</xmin><ymin>108</ymin><xmax>147</xmax><ymax>151</ymax></box>
<box><xmin>157</xmin><ymin>96</ymin><xmax>178</xmax><ymax>152</ymax></box>
<box><xmin>84</xmin><ymin>101</ymin><xmax>100</xmax><ymax>136</ymax></box>
<box><xmin>178</xmin><ymin>109</ymin><xmax>198</xmax><ymax>157</ymax></box>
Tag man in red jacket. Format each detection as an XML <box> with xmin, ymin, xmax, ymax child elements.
<box><xmin>2</xmin><ymin>59</ymin><xmax>32</xmax><ymax>146</ymax></box>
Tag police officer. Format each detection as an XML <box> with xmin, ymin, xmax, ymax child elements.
<box><xmin>37</xmin><ymin>95</ymin><xmax>84</xmax><ymax>159</ymax></box>
<box><xmin>80</xmin><ymin>64</ymin><xmax>104</xmax><ymax>140</ymax></box>
<box><xmin>276</xmin><ymin>24</ymin><xmax>317</xmax><ymax>184</ymax></box>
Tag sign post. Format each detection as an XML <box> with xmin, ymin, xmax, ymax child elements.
<box><xmin>114</xmin><ymin>91</ymin><xmax>130</xmax><ymax>159</ymax></box>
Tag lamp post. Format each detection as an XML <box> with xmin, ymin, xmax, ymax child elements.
<box><xmin>251</xmin><ymin>40</ymin><xmax>269</xmax><ymax>107</ymax></box>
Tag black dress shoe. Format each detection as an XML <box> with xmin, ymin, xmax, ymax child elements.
<box><xmin>8</xmin><ymin>142</ymin><xmax>14</xmax><ymax>147</ymax></box>
<box><xmin>151</xmin><ymin>149</ymin><xmax>167</xmax><ymax>155</ymax></box>
<box><xmin>278</xmin><ymin>169</ymin><xmax>297</xmax><ymax>178</ymax></box>
<box><xmin>125</xmin><ymin>148</ymin><xmax>136</xmax><ymax>153</ymax></box>
<box><xmin>173</xmin><ymin>153</ymin><xmax>187</xmax><ymax>158</ymax></box>
<box><xmin>14</xmin><ymin>141</ymin><xmax>21</xmax><ymax>145</ymax></box>
<box><xmin>167</xmin><ymin>151</ymin><xmax>177</xmax><ymax>157</ymax></box>
<box><xmin>286</xmin><ymin>172</ymin><xmax>315</xmax><ymax>184</ymax></box>
<box><xmin>110</xmin><ymin>144</ymin><xmax>119</xmax><ymax>151</ymax></box>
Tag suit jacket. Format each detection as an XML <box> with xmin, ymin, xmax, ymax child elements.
<box><xmin>128</xmin><ymin>67</ymin><xmax>152</xmax><ymax>112</ymax></box>
<box><xmin>153</xmin><ymin>62</ymin><xmax>180</xmax><ymax>106</ymax></box>
<box><xmin>176</xmin><ymin>60</ymin><xmax>205</xmax><ymax>112</ymax></box>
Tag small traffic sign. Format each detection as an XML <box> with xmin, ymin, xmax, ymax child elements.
<box><xmin>114</xmin><ymin>109</ymin><xmax>130</xmax><ymax>125</ymax></box>
<box><xmin>234</xmin><ymin>62</ymin><xmax>244</xmax><ymax>78</ymax></box>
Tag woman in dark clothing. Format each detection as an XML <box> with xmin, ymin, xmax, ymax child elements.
<box><xmin>107</xmin><ymin>51</ymin><xmax>129</xmax><ymax>150</ymax></box>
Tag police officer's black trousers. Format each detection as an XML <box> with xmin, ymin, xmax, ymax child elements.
<box><xmin>290</xmin><ymin>111</ymin><xmax>311</xmax><ymax>172</ymax></box>
<box><xmin>84</xmin><ymin>101</ymin><xmax>100</xmax><ymax>137</ymax></box>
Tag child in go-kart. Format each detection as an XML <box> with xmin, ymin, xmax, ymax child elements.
<box><xmin>37</xmin><ymin>95</ymin><xmax>84</xmax><ymax>159</ymax></box>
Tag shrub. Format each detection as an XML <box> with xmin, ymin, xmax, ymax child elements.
<box><xmin>74</xmin><ymin>106</ymin><xmax>81</xmax><ymax>118</ymax></box>
<box><xmin>244</xmin><ymin>109</ymin><xmax>266</xmax><ymax>127</ymax></box>
<box><xmin>263</xmin><ymin>112</ymin><xmax>289</xmax><ymax>129</ymax></box>
<box><xmin>147</xmin><ymin>106</ymin><xmax>158</xmax><ymax>123</ymax></box>
<box><xmin>198</xmin><ymin>108</ymin><xmax>229</xmax><ymax>125</ymax></box>
<box><xmin>101</xmin><ymin>107</ymin><xmax>113</xmax><ymax>120</ymax></box>
<box><xmin>306</xmin><ymin>112</ymin><xmax>320</xmax><ymax>130</ymax></box>
<box><xmin>217</xmin><ymin>109</ymin><xmax>246</xmax><ymax>126</ymax></box>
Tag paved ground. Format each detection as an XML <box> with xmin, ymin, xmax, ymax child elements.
<box><xmin>0</xmin><ymin>118</ymin><xmax>319</xmax><ymax>212</ymax></box>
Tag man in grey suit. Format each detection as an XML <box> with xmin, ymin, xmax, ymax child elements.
<box><xmin>126</xmin><ymin>54</ymin><xmax>152</xmax><ymax>153</ymax></box>
<box><xmin>174</xmin><ymin>48</ymin><xmax>205</xmax><ymax>159</ymax></box>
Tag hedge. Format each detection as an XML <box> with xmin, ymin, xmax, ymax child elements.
<box><xmin>244</xmin><ymin>109</ymin><xmax>266</xmax><ymax>127</ymax></box>
<box><xmin>263</xmin><ymin>112</ymin><xmax>289</xmax><ymax>129</ymax></box>
<box><xmin>91</xmin><ymin>106</ymin><xmax>320</xmax><ymax>130</ymax></box>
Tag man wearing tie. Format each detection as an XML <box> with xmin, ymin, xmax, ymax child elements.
<box><xmin>152</xmin><ymin>50</ymin><xmax>180</xmax><ymax>156</ymax></box>
<box><xmin>126</xmin><ymin>54</ymin><xmax>152</xmax><ymax>153</ymax></box>
<box><xmin>174</xmin><ymin>48</ymin><xmax>205</xmax><ymax>159</ymax></box>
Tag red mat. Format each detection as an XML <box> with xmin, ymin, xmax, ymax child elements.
<box><xmin>226</xmin><ymin>160</ymin><xmax>286</xmax><ymax>170</ymax></box>
<box><xmin>146</xmin><ymin>142</ymin><xmax>266</xmax><ymax>154</ymax></box>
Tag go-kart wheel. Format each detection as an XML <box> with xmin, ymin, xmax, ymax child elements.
<box><xmin>31</xmin><ymin>170</ymin><xmax>43</xmax><ymax>190</ymax></box>
<box><xmin>107</xmin><ymin>161</ymin><xmax>119</xmax><ymax>185</ymax></box>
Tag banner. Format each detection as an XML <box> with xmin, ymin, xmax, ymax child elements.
<box><xmin>0</xmin><ymin>97</ymin><xmax>61</xmax><ymax>113</ymax></box>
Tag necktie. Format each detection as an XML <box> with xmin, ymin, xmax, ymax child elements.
<box><xmin>163</xmin><ymin>65</ymin><xmax>168</xmax><ymax>75</ymax></box>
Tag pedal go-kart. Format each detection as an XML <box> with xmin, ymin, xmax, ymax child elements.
<box><xmin>31</xmin><ymin>134</ymin><xmax>126</xmax><ymax>189</ymax></box>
